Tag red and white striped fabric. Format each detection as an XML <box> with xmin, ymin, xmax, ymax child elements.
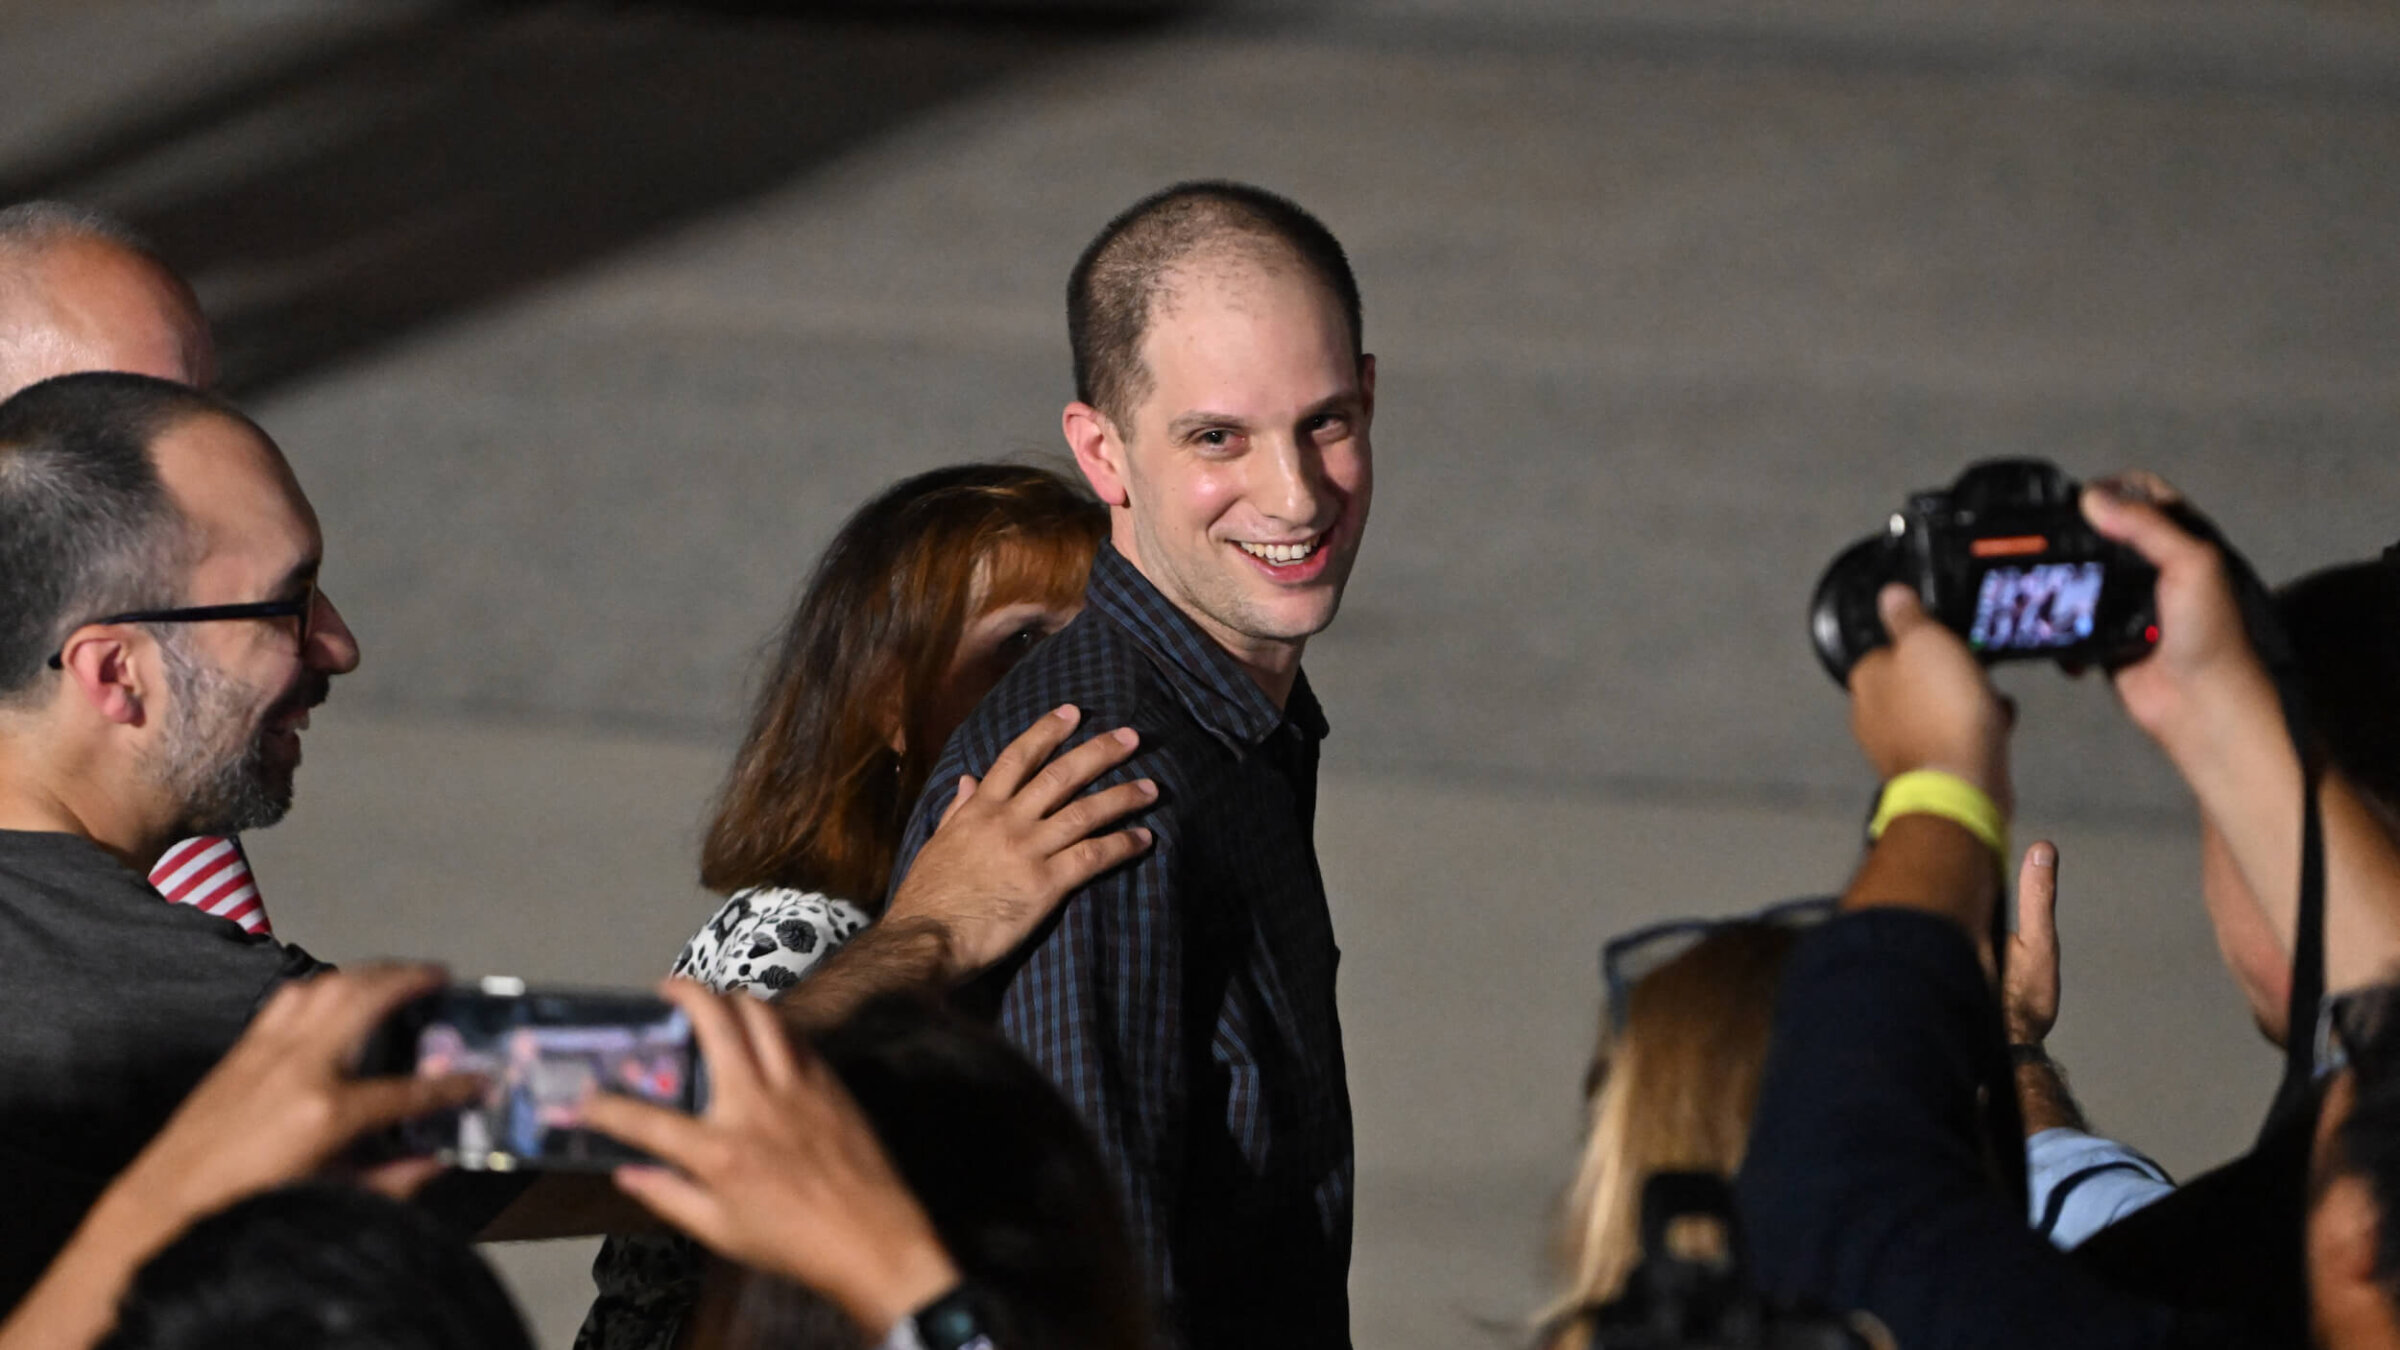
<box><xmin>150</xmin><ymin>835</ymin><xmax>272</xmax><ymax>937</ymax></box>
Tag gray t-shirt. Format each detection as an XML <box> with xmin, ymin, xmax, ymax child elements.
<box><xmin>0</xmin><ymin>828</ymin><xmax>325</xmax><ymax>1306</ymax></box>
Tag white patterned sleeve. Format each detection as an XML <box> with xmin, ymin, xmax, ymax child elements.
<box><xmin>669</xmin><ymin>887</ymin><xmax>873</xmax><ymax>1000</ymax></box>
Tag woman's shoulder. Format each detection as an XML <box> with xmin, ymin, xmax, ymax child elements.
<box><xmin>670</xmin><ymin>886</ymin><xmax>873</xmax><ymax>998</ymax></box>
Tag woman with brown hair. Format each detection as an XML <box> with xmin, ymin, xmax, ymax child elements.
<box><xmin>582</xmin><ymin>462</ymin><xmax>1150</xmax><ymax>1350</ymax></box>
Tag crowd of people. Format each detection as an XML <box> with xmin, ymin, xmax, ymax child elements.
<box><xmin>0</xmin><ymin>180</ymin><xmax>2393</xmax><ymax>1350</ymax></box>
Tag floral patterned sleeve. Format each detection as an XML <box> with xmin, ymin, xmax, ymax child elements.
<box><xmin>578</xmin><ymin>886</ymin><xmax>873</xmax><ymax>1350</ymax></box>
<box><xmin>668</xmin><ymin>886</ymin><xmax>874</xmax><ymax>998</ymax></box>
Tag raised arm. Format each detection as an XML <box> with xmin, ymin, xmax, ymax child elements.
<box><xmin>1840</xmin><ymin>582</ymin><xmax>2011</xmax><ymax>934</ymax></box>
<box><xmin>2004</xmin><ymin>841</ymin><xmax>2090</xmax><ymax>1135</ymax></box>
<box><xmin>1740</xmin><ymin>585</ymin><xmax>2189</xmax><ymax>1350</ymax></box>
<box><xmin>2083</xmin><ymin>478</ymin><xmax>2400</xmax><ymax>996</ymax></box>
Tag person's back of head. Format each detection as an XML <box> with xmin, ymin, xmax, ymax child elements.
<box><xmin>2278</xmin><ymin>557</ymin><xmax>2400</xmax><ymax>822</ymax></box>
<box><xmin>0</xmin><ymin>372</ymin><xmax>228</xmax><ymax>710</ymax></box>
<box><xmin>97</xmin><ymin>1184</ymin><xmax>533</xmax><ymax>1350</ymax></box>
<box><xmin>1546</xmin><ymin>921</ymin><xmax>1802</xmax><ymax>1346</ymax></box>
<box><xmin>721</xmin><ymin>993</ymin><xmax>1148</xmax><ymax>1350</ymax></box>
<box><xmin>0</xmin><ymin>201</ymin><xmax>212</xmax><ymax>396</ymax></box>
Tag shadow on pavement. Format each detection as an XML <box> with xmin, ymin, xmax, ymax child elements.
<box><xmin>0</xmin><ymin>1</ymin><xmax>1197</xmax><ymax>399</ymax></box>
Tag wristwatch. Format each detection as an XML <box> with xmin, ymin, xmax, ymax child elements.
<box><xmin>880</xmin><ymin>1285</ymin><xmax>997</xmax><ymax>1350</ymax></box>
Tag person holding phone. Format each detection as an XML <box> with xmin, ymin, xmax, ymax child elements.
<box><xmin>1</xmin><ymin>966</ymin><xmax>1096</xmax><ymax>1350</ymax></box>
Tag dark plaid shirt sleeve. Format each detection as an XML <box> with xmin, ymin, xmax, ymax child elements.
<box><xmin>996</xmin><ymin>812</ymin><xmax>1190</xmax><ymax>1300</ymax></box>
<box><xmin>888</xmin><ymin>621</ymin><xmax>1193</xmax><ymax>1301</ymax></box>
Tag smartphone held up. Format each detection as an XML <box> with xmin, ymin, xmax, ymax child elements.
<box><xmin>361</xmin><ymin>977</ymin><xmax>706</xmax><ymax>1172</ymax></box>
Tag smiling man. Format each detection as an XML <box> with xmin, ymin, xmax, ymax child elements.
<box><xmin>890</xmin><ymin>182</ymin><xmax>1372</xmax><ymax>1348</ymax></box>
<box><xmin>0</xmin><ymin>372</ymin><xmax>355</xmax><ymax>1304</ymax></box>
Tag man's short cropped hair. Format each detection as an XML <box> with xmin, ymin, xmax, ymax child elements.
<box><xmin>0</xmin><ymin>200</ymin><xmax>161</xmax><ymax>320</ymax></box>
<box><xmin>98</xmin><ymin>1184</ymin><xmax>534</xmax><ymax>1350</ymax></box>
<box><xmin>0</xmin><ymin>372</ymin><xmax>228</xmax><ymax>702</ymax></box>
<box><xmin>0</xmin><ymin>200</ymin><xmax>154</xmax><ymax>258</ymax></box>
<box><xmin>1067</xmin><ymin>180</ymin><xmax>1362</xmax><ymax>431</ymax></box>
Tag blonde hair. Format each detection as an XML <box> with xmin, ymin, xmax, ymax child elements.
<box><xmin>1542</xmin><ymin>922</ymin><xmax>1798</xmax><ymax>1347</ymax></box>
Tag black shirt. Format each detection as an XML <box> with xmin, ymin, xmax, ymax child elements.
<box><xmin>0</xmin><ymin>829</ymin><xmax>325</xmax><ymax>1308</ymax></box>
<box><xmin>1736</xmin><ymin>908</ymin><xmax>2244</xmax><ymax>1350</ymax></box>
<box><xmin>891</xmin><ymin>543</ymin><xmax>1354</xmax><ymax>1349</ymax></box>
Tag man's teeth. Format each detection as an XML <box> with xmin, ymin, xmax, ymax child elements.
<box><xmin>1238</xmin><ymin>537</ymin><xmax>1320</xmax><ymax>565</ymax></box>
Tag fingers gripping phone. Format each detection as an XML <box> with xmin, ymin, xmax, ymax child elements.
<box><xmin>362</xmin><ymin>977</ymin><xmax>707</xmax><ymax>1172</ymax></box>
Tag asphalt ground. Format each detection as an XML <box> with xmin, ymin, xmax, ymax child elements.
<box><xmin>7</xmin><ymin>1</ymin><xmax>2396</xmax><ymax>1342</ymax></box>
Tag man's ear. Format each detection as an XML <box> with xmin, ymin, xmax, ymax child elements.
<box><xmin>1359</xmin><ymin>352</ymin><xmax>1377</xmax><ymax>423</ymax></box>
<box><xmin>1063</xmin><ymin>401</ymin><xmax>1131</xmax><ymax>508</ymax></box>
<box><xmin>57</xmin><ymin>630</ymin><xmax>150</xmax><ymax>728</ymax></box>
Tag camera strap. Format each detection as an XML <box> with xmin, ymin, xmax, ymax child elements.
<box><xmin>2189</xmin><ymin>517</ymin><xmax>2327</xmax><ymax>1138</ymax></box>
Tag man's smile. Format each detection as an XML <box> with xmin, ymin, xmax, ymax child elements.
<box><xmin>1234</xmin><ymin>534</ymin><xmax>1323</xmax><ymax>566</ymax></box>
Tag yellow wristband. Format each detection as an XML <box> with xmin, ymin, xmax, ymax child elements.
<box><xmin>1869</xmin><ymin>769</ymin><xmax>2008</xmax><ymax>861</ymax></box>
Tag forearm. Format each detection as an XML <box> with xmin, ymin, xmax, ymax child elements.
<box><xmin>2172</xmin><ymin>679</ymin><xmax>2400</xmax><ymax>992</ymax></box>
<box><xmin>2014</xmin><ymin>1054</ymin><xmax>2088</xmax><ymax>1136</ymax></box>
<box><xmin>0</xmin><ymin>1184</ymin><xmax>184</xmax><ymax>1350</ymax></box>
<box><xmin>1842</xmin><ymin>813</ymin><xmax>2003</xmax><ymax>949</ymax></box>
<box><xmin>772</xmin><ymin>916</ymin><xmax>957</xmax><ymax>1036</ymax></box>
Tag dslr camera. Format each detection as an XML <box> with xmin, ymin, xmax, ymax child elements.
<box><xmin>1809</xmin><ymin>459</ymin><xmax>2158</xmax><ymax>685</ymax></box>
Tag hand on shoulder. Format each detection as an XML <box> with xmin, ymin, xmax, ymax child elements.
<box><xmin>889</xmin><ymin>704</ymin><xmax>1158</xmax><ymax>983</ymax></box>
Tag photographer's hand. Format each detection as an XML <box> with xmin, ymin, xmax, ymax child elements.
<box><xmin>583</xmin><ymin>981</ymin><xmax>959</xmax><ymax>1342</ymax></box>
<box><xmin>0</xmin><ymin>965</ymin><xmax>484</xmax><ymax>1350</ymax></box>
<box><xmin>2085</xmin><ymin>475</ymin><xmax>2400</xmax><ymax>994</ymax></box>
<box><xmin>2004</xmin><ymin>843</ymin><xmax>2093</xmax><ymax>1134</ymax></box>
<box><xmin>1841</xmin><ymin>586</ymin><xmax>2011</xmax><ymax>943</ymax></box>
<box><xmin>2004</xmin><ymin>842</ymin><xmax>2062</xmax><ymax>1049</ymax></box>
<box><xmin>1850</xmin><ymin>585</ymin><xmax>2013</xmax><ymax>812</ymax></box>
<box><xmin>2079</xmin><ymin>476</ymin><xmax>2277</xmax><ymax>763</ymax></box>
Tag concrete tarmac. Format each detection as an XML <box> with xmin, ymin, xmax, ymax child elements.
<box><xmin>7</xmin><ymin>0</ymin><xmax>2393</xmax><ymax>1342</ymax></box>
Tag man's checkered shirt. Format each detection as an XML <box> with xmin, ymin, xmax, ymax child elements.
<box><xmin>892</xmin><ymin>542</ymin><xmax>1354</xmax><ymax>1348</ymax></box>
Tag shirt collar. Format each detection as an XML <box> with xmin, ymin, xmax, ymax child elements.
<box><xmin>1085</xmin><ymin>542</ymin><xmax>1329</xmax><ymax>751</ymax></box>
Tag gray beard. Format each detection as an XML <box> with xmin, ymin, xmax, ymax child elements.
<box><xmin>152</xmin><ymin>634</ymin><xmax>291</xmax><ymax>836</ymax></box>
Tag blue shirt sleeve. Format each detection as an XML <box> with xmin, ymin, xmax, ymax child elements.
<box><xmin>2026</xmin><ymin>1127</ymin><xmax>2177</xmax><ymax>1250</ymax></box>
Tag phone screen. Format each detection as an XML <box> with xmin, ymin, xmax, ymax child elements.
<box><xmin>399</xmin><ymin>988</ymin><xmax>697</xmax><ymax>1171</ymax></box>
<box><xmin>1966</xmin><ymin>560</ymin><xmax>2106</xmax><ymax>653</ymax></box>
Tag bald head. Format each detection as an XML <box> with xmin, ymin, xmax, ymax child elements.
<box><xmin>0</xmin><ymin>203</ymin><xmax>214</xmax><ymax>399</ymax></box>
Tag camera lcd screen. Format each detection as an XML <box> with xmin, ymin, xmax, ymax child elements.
<box><xmin>1967</xmin><ymin>561</ymin><xmax>2105</xmax><ymax>652</ymax></box>
<box><xmin>404</xmin><ymin>994</ymin><xmax>695</xmax><ymax>1171</ymax></box>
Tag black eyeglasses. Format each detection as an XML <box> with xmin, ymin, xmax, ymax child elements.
<box><xmin>46</xmin><ymin>582</ymin><xmax>319</xmax><ymax>670</ymax></box>
<box><xmin>1600</xmin><ymin>896</ymin><xmax>1836</xmax><ymax>1034</ymax></box>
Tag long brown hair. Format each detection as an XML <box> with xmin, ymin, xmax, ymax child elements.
<box><xmin>701</xmin><ymin>463</ymin><xmax>1104</xmax><ymax>904</ymax></box>
<box><xmin>1543</xmin><ymin>923</ymin><xmax>1798</xmax><ymax>1345</ymax></box>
